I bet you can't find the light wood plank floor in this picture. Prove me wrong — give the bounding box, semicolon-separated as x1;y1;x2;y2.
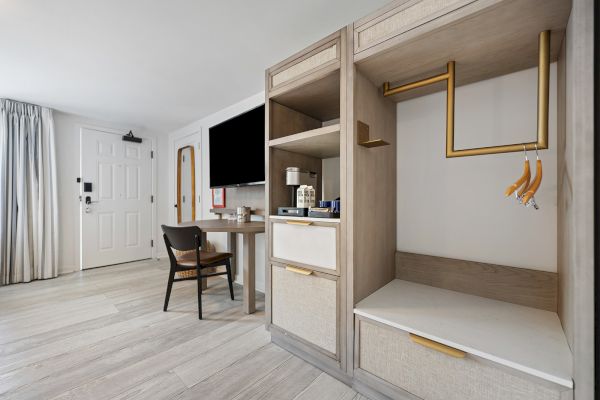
0;259;368;400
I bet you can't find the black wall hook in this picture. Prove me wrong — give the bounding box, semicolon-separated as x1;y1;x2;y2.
122;130;142;143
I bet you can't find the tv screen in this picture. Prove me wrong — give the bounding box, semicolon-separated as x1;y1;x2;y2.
209;105;265;188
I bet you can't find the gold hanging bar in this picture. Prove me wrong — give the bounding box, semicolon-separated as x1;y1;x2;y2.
537;30;550;150
383;30;550;158
383;66;451;96
446;60;456;157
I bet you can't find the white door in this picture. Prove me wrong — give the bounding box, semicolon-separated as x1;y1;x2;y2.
81;128;153;269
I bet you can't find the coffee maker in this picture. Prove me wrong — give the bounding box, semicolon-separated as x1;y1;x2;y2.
277;167;317;217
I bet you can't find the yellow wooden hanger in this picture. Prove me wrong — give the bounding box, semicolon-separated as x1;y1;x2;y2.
504;146;531;199
521;145;542;209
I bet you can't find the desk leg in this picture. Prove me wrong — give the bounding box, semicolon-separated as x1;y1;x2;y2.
227;232;237;278
200;231;208;290
242;233;256;314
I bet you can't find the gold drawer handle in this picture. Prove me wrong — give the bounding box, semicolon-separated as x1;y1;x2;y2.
285;265;312;275
285;220;313;226
409;334;466;358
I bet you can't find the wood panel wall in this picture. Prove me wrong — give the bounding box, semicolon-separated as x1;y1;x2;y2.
270;102;322;139
395;251;558;311
352;70;397;303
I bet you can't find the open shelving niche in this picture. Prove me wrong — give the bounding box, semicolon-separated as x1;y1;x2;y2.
267;68;342;216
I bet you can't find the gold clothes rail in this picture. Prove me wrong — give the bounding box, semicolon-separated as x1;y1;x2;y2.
383;31;550;158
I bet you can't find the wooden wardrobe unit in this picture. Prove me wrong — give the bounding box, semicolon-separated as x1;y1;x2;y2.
264;0;594;399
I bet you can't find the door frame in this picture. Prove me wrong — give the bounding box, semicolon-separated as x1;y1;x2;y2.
78;125;157;270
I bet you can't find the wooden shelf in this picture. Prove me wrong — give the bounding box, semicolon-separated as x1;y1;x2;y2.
354;0;570;103
356;120;390;148
358;139;389;148
354;280;573;388
269;215;341;224
269;124;340;158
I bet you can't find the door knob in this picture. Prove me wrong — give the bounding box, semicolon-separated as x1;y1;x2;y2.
84;196;99;213
84;196;98;205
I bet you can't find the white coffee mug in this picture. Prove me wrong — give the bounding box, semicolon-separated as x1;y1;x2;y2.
236;206;251;223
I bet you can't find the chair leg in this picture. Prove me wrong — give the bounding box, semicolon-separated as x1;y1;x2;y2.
164;267;176;312
226;259;234;301
196;265;203;320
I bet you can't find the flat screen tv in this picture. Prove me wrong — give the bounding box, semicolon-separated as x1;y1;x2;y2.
209;105;265;188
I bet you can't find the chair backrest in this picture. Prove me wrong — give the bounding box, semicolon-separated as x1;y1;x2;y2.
161;225;202;252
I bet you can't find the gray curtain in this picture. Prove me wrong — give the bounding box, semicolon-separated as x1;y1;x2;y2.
0;99;59;285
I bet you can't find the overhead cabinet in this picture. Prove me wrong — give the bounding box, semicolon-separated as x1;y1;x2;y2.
353;0;477;55
268;36;340;93
354;0;571;102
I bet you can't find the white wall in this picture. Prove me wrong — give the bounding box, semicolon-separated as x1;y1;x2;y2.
54;111;169;274
396;65;557;272
168;93;266;292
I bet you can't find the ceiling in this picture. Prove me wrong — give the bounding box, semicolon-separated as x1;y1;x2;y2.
0;0;390;132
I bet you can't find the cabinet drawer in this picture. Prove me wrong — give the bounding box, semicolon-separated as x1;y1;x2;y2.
354;0;476;54
356;318;571;400
271;264;338;356
271;219;339;274
269;38;340;92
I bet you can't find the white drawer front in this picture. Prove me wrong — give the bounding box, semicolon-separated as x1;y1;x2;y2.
358;319;570;400
272;265;337;355
272;222;337;271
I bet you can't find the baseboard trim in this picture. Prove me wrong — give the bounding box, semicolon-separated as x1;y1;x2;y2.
58;267;79;275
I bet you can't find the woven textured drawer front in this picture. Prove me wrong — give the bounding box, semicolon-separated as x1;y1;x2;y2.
272;265;337;354
355;0;475;53
271;41;338;88
358;320;568;400
272;221;337;271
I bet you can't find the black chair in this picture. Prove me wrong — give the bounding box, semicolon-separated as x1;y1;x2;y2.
161;225;234;319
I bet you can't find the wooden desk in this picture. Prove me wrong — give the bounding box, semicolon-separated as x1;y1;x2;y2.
179;219;265;314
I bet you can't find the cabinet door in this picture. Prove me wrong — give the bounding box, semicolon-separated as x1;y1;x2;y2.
271;264;338;357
